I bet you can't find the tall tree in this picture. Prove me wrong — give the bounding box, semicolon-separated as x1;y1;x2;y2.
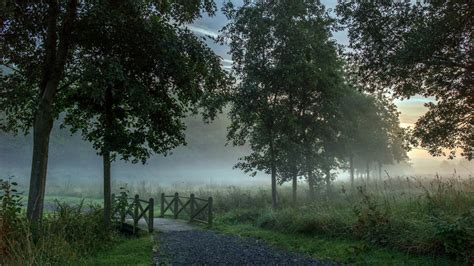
222;0;346;206
64;1;227;227
1;0;79;223
336;0;473;160
0;0;224;224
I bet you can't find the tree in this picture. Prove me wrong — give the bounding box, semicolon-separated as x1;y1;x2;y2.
0;0;224;224
64;1;227;227
1;0;79;223
222;0;346;206
336;0;473;160
340;91;409;185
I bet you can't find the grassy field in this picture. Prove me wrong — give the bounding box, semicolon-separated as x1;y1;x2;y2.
74;235;153;266
214;223;457;265
28;174;474;264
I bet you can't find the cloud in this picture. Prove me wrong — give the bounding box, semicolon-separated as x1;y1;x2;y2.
186;25;219;38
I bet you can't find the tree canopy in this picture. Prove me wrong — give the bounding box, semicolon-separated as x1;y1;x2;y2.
336;0;473;160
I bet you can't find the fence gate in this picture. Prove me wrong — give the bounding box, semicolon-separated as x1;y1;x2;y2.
160;193;213;226
112;194;154;233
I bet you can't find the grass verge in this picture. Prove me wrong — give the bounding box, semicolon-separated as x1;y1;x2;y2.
75;235;153;266
214;223;458;265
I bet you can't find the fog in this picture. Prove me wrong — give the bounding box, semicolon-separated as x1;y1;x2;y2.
1;110;472;195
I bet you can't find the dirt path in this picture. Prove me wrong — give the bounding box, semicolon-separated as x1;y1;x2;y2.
152;218;335;265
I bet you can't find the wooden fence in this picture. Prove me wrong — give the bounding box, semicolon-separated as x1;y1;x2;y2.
160;193;213;226
112;194;154;233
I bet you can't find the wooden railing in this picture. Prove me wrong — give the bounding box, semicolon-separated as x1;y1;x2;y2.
160;193;213;226
112;194;154;233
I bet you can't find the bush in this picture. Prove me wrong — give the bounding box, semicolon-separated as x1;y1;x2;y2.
0;179;119;265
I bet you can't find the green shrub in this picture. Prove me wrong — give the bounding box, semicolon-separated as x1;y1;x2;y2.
430;210;474;263
1;179;119;265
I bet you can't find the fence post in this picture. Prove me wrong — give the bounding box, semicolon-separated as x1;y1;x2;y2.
208;196;213;226
189;194;195;222
160;193;165;217
148;198;154;233
173;192;179;219
133;194;139;234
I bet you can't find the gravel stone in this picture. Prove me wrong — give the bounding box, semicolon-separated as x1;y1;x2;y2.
154;230;336;265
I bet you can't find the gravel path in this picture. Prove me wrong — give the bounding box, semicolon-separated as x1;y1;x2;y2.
153;230;335;265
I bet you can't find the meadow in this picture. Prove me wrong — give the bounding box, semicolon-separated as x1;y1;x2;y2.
2;174;473;265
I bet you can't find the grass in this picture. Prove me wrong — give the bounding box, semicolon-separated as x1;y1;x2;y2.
214;223;457;265
75;235;153;266
6;175;472;264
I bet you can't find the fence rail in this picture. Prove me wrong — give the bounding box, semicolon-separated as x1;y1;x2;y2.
160;193;213;226
111;194;154;233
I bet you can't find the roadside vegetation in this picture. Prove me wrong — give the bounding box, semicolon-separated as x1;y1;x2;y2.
9;174;471;265
0;178;151;265
211;176;473;264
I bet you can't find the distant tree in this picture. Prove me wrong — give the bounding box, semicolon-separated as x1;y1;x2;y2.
336;0;473;160
340;92;409;184
0;0;224;224
222;0;346;205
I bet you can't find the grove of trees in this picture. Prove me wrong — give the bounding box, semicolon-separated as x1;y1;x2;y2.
1;0;469;225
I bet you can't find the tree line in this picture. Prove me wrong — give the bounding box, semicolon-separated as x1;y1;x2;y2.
1;0;471;227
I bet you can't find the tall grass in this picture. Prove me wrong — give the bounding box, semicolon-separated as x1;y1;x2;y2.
1;179;119;265
208;175;474;263
98;174;472;263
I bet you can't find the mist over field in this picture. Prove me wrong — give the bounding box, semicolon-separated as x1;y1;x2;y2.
1;111;472;193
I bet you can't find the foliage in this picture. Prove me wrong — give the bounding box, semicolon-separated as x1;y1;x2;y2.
336;0;473;159
351;187;394;246
214;223;455;265
0;180;122;265
221;0;349;205
64;0;229;164
113;186;131;223
211;176;473;263
0;177;23;258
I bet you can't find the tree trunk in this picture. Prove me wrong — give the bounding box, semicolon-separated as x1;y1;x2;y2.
349;154;354;189
271;162;277;209
325;168;331;194
292;173;297;203
269;140;277;209
103;151;111;229
26;0;78;224
366;160;370;183
378;161;382;180
307;170;315;199
103;86;114;228
27;106;53;223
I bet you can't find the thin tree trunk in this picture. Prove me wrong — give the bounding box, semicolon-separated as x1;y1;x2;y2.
269;131;277;209
366;160;370;183
27;0;78;224
349;154;354;189
307;170;315;199
378;161;382;180
292;173;297;203
103;151;111;229
325;168;331;194
271;163;277;209
103;86;114;228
